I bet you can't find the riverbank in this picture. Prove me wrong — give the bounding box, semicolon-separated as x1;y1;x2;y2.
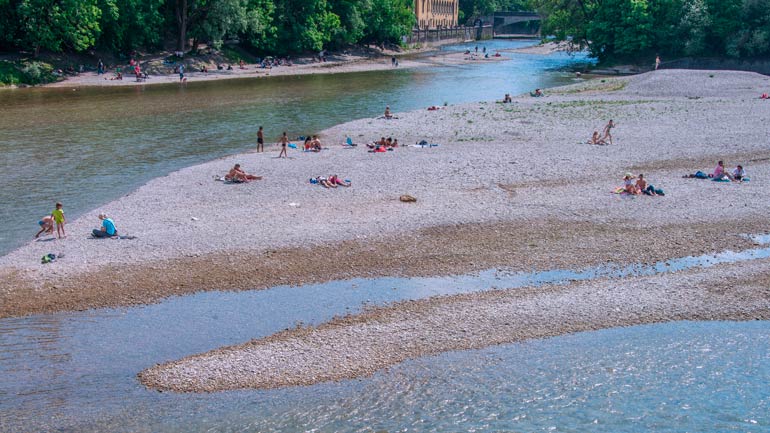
2;70;770;319
33;43;494;89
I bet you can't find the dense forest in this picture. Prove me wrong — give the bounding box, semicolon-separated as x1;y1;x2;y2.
0;0;767;61
533;0;770;62
0;0;528;56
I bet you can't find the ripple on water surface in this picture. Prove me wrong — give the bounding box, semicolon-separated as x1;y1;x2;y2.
2;320;768;432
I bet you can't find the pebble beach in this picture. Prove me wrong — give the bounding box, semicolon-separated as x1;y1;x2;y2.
2;69;770;391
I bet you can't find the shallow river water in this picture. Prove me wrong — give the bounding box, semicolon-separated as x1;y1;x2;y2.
0;39;590;256
1;247;769;432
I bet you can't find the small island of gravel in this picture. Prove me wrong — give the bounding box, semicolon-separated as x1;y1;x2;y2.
1;69;770;391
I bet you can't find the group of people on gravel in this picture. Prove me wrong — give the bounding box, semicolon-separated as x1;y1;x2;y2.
588;120;616;145
684;160;747;182
35;202;118;240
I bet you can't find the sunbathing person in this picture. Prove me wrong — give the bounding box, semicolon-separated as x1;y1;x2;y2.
226;164;261;182
314;176;335;188
368;137;387;149
384;106;393;119
711;160;734;180
502;94;512;103
623;173;639;194
732;165;746;182
392;139;399;147
311;135;322;151
303;136;313;151
328;174;351;187
588;130;605;145
635;174;655;195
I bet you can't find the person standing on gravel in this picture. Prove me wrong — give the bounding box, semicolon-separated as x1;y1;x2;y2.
277;132;288;158
602;119;616;145
256;126;264;152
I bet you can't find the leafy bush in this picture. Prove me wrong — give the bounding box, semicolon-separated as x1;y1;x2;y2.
0;61;24;85
0;60;56;86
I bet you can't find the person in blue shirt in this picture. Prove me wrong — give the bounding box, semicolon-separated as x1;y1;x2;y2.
92;213;117;238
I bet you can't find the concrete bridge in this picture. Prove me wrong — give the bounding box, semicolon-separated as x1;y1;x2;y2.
492;11;541;36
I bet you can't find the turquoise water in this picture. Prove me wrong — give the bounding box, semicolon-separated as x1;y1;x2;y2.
0;246;768;432
0;40;591;256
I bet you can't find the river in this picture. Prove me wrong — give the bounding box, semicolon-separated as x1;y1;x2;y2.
0;39;589;256
1;41;769;432
1;245;769;431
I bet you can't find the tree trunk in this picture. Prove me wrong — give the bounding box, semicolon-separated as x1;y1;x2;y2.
176;0;188;52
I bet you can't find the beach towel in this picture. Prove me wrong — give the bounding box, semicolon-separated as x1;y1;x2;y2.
288;143;297;149
712;176;731;182
215;176;245;184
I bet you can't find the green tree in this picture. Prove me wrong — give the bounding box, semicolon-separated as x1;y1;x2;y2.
361;0;414;45
531;0;597;46
98;0;165;51
0;0;17;50
727;0;770;57
262;0;340;54
328;0;369;46
459;0;530;24
15;0;103;55
677;0;710;56
587;0;657;61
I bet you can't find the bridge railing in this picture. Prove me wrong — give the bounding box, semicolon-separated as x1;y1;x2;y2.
404;26;478;45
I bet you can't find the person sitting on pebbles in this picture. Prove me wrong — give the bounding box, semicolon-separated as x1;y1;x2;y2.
623;173;639;194
732;165;746;182
502;94;512;103
588;130;606;145
384;106;393;119
226;164;262;182
92;213;118;238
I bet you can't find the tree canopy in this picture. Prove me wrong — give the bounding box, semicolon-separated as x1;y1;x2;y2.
0;0;416;55
532;0;770;62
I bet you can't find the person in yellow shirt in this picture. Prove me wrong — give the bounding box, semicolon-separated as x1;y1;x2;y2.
51;202;66;239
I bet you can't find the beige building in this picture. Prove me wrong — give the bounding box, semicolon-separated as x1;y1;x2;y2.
414;0;458;29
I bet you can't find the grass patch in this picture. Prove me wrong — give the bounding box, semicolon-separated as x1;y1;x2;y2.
547;99;654;109
551;79;629;95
